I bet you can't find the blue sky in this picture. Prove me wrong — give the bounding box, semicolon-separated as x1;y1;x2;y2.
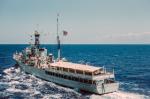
0;0;150;44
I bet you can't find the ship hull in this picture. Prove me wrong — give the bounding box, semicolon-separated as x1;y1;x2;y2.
17;61;119;94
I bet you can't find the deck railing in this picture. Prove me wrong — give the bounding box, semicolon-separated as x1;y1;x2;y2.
46;68;115;80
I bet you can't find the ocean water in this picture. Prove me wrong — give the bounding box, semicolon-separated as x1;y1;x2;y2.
0;44;150;99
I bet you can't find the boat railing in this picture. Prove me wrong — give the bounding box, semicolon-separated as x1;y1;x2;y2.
105;68;114;74
47;69;93;79
93;72;114;80
47;67;115;80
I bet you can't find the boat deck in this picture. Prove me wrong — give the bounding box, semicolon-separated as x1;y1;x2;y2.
50;61;102;73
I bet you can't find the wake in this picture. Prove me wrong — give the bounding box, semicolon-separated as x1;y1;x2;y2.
89;91;149;99
0;67;149;99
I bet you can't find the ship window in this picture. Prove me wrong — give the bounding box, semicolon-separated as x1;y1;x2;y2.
84;79;89;83
68;76;72;80
79;78;83;83
39;48;44;51
55;73;59;77
51;66;56;70
88;80;92;84
60;74;63;78
64;75;67;79
49;72;52;75
72;77;76;81
72;77;74;81
60;67;63;71
71;77;74;80
58;73;61;77
53;72;56;76
47;72;49;75
62;75;65;78
45;71;52;75
56;67;60;70
93;81;96;85
67;76;69;79
104;79;115;83
45;71;48;74
76;70;83;74
69;69;75;73
51;66;54;68
57;74;60;77
52;72;54;76
58;74;61;77
59;74;62;78
63;68;68;72
85;72;92;76
74;77;79;81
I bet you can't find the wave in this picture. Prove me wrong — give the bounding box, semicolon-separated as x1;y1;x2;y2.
0;67;149;99
0;67;81;99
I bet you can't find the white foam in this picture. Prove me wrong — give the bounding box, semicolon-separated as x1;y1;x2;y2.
9;81;20;84
43;94;62;99
6;88;30;93
89;91;149;99
3;67;15;75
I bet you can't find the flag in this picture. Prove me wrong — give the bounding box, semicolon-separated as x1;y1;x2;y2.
63;30;68;36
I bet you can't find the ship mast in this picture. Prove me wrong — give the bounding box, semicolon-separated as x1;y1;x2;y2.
34;30;40;49
57;14;61;60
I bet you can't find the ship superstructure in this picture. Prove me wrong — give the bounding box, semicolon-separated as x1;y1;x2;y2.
13;17;119;94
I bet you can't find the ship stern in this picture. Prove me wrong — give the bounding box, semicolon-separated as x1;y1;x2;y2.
96;82;119;94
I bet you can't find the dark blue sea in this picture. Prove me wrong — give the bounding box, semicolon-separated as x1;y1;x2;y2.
0;44;150;98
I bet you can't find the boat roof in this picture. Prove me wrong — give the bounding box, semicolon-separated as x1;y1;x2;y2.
50;61;101;73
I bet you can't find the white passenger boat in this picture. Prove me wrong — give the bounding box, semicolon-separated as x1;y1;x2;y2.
13;16;119;94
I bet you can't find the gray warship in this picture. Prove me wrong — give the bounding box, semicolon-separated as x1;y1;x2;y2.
13;17;119;94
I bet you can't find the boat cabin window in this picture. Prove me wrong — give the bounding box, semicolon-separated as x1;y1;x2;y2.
85;71;92;76
45;71;96;85
69;69;75;73
104;78;115;84
76;70;83;74
39;48;44;51
63;68;68;72
50;66;56;70
79;78;84;83
93;81;96;85
56;67;60;70
64;75;67;79
60;67;63;71
52;72;54;76
60;74;63;78
84;79;89;83
88;80;92;84
74;77;79;81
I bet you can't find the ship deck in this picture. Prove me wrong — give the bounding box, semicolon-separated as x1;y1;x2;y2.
50;61;102;73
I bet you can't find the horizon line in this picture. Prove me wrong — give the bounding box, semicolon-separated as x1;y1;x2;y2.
0;43;150;45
